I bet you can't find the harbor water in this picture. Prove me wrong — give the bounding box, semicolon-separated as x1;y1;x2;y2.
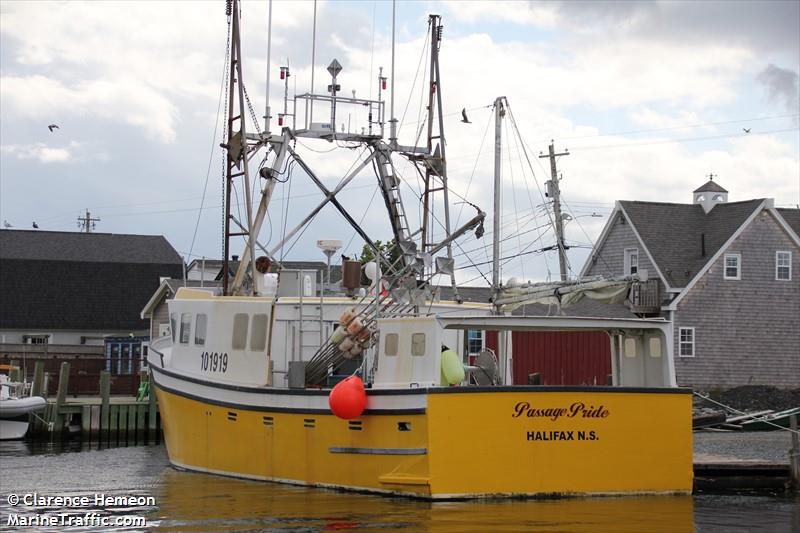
0;439;797;532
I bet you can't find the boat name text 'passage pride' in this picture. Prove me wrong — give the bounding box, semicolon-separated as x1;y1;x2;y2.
511;401;610;421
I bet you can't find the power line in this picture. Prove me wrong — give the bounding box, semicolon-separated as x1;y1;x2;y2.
549;113;800;142
569;127;799;152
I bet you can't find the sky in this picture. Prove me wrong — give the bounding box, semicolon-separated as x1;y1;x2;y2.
1;0;798;286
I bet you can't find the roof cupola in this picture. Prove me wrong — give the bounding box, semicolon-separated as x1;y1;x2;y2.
693;174;728;213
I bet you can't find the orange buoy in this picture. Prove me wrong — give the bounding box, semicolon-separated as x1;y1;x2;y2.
329;376;367;420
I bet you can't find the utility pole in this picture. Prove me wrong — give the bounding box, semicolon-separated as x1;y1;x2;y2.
539;142;570;281
77;209;100;233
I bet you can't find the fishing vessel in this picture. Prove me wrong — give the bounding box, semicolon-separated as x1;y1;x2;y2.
149;0;692;498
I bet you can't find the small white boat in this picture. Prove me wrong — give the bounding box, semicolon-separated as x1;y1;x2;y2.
0;374;46;440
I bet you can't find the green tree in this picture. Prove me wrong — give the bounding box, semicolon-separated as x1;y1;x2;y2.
359;239;402;284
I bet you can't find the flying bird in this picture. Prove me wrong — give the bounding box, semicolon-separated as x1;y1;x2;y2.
32;222;39;229
460;108;471;124
48;124;59;132
743;128;751;133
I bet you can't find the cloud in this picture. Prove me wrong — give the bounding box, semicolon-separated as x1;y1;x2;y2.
1;142;73;163
0;75;178;143
757;64;800;114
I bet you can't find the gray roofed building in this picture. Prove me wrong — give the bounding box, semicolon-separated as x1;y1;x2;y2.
581;179;799;389
618;198;764;287
777;207;800;237
0;229;184;339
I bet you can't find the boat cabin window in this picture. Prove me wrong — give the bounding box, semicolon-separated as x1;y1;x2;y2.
179;313;192;345
411;333;426;356
624;337;637;358
649;337;662;358
194;314;207;346
232;313;249;350
384;333;399;356
170;313;177;342
250;314;268;351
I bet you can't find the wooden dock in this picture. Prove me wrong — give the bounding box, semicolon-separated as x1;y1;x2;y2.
20;360;161;443
694;460;793;491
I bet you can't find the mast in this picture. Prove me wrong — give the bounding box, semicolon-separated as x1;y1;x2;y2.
388;0;397;145
222;0;258;295
491;97;505;302
420;14;459;299
264;0;272;134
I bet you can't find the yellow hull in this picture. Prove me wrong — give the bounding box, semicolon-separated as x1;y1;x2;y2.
154;374;692;499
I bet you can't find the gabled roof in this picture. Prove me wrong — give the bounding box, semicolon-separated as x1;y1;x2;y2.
0;230;183;331
619;199;764;287
693;180;728;193
188;259;223;270
141;279;221;318
777;207;800;238
0;229;184;264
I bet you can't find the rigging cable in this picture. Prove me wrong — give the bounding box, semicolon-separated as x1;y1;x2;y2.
504;117;525;279
396;22;431;139
220;13;233;264
506;102;559;278
454;105;493;228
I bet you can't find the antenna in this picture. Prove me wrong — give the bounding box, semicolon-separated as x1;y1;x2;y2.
264;0;273;133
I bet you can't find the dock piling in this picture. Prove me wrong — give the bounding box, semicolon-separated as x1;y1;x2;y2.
100;371;110;442
9;359;21;382
148;383;158;442
53;362;70;436
790;415;799;490
31;361;45;397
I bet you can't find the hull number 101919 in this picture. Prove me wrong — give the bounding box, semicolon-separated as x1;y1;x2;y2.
200;352;228;373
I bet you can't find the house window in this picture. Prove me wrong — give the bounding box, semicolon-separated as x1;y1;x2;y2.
411;333;426;356
179;313;192;344
250;314;268;351
22;334;49;345
194;314;207;346
232;313;249;350
723;253;741;280
679;328;695;357
384;333;398;356
776;251;792;281
467;330;484;354
624;248;639;275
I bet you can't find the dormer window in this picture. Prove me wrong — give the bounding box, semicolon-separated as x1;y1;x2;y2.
712;194;724;202
695;195;705;203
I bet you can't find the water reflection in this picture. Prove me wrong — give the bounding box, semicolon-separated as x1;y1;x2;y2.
1;442;797;532
153;468;695;532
